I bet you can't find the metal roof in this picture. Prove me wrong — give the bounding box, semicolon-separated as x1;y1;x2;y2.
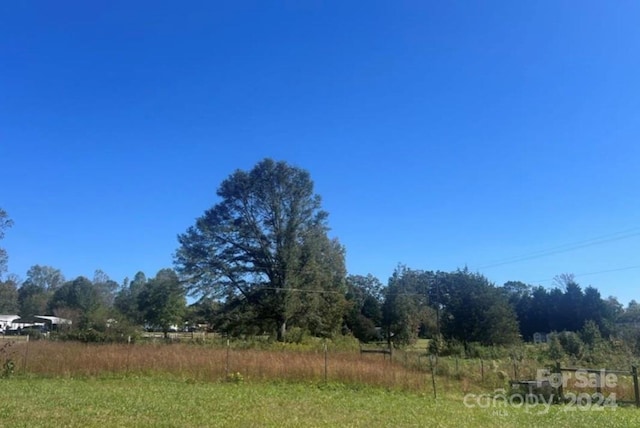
34;316;72;325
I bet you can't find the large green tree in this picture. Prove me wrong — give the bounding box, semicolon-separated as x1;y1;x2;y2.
92;269;119;308
345;274;384;342
18;265;65;320
114;271;147;324
49;276;103;328
0;274;20;313
138;269;186;337
175;159;347;340
23;265;65;292
503;274;618;340
438;269;520;347
382;266;435;346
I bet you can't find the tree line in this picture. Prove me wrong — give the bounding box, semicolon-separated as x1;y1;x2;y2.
0;265;186;339
1;160;639;350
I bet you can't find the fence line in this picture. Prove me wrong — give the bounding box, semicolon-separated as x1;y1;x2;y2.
3;336;640;406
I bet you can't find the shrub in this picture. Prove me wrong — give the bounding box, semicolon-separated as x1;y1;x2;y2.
442;339;465;357
556;331;584;359
427;335;445;356
226;372;244;384
53;324;141;343
0;342;15;379
546;334;564;361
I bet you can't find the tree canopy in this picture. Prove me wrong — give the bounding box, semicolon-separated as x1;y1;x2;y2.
18;265;66;320
344;274;384;342
138;269;186;337
49;276;103;328
501;274;615;340
175;158;347;340
380;267;520;348
3;164;637;351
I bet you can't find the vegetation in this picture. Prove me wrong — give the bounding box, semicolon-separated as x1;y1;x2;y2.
0;338;636;392
1;161;640;361
175;159;347;341
2;376;640;428
0;338;640;427
0;274;19;313
344;274;384;342
137;269;186;337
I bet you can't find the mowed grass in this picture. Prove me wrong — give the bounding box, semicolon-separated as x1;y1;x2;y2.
1;377;639;427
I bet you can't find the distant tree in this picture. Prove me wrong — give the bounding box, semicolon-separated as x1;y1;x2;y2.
555;274;584;332
501;281;534;339
581;286;611;334
525;286;553;335
0;274;20;313
556;331;584;360
23;265;65;292
546;287;565;331
175;159;347;340
502;280;531;299
345;274;384;341
439;269;520;347
0;208;12;277
547;334;564;361
114;271;147;323
517;275;618;338
501;276;618;342
282;230;348;337
138;269;186;337
18;265;66;320
604;296;624;321
18;284;49;320
92;269;119;308
580;319;604;348
616;300;640;356
619;300;640;324
382;266;434;346
186;297;220;328
49;276;103;328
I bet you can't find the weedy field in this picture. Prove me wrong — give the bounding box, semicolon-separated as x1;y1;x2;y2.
1;340;640;427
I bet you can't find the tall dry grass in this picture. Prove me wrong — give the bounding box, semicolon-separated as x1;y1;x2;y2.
6;341;434;391
5;340;636;401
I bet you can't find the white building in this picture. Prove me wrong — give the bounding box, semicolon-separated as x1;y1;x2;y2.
0;315;20;332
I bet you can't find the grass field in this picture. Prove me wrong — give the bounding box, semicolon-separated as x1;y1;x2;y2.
1;340;640;426
1;377;639;427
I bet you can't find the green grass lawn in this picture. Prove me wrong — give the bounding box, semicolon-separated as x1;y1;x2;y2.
1;377;640;427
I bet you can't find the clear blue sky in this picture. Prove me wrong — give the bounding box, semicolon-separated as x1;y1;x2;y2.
1;1;639;304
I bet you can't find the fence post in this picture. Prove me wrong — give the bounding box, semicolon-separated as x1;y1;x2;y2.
480;358;484;382
429;354;437;399
323;341;328;383
632;365;640;408
22;336;30;372
225;339;230;379
555;362;563;403
126;335;132;373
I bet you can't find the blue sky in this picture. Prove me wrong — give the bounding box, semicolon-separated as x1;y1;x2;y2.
1;1;639;304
